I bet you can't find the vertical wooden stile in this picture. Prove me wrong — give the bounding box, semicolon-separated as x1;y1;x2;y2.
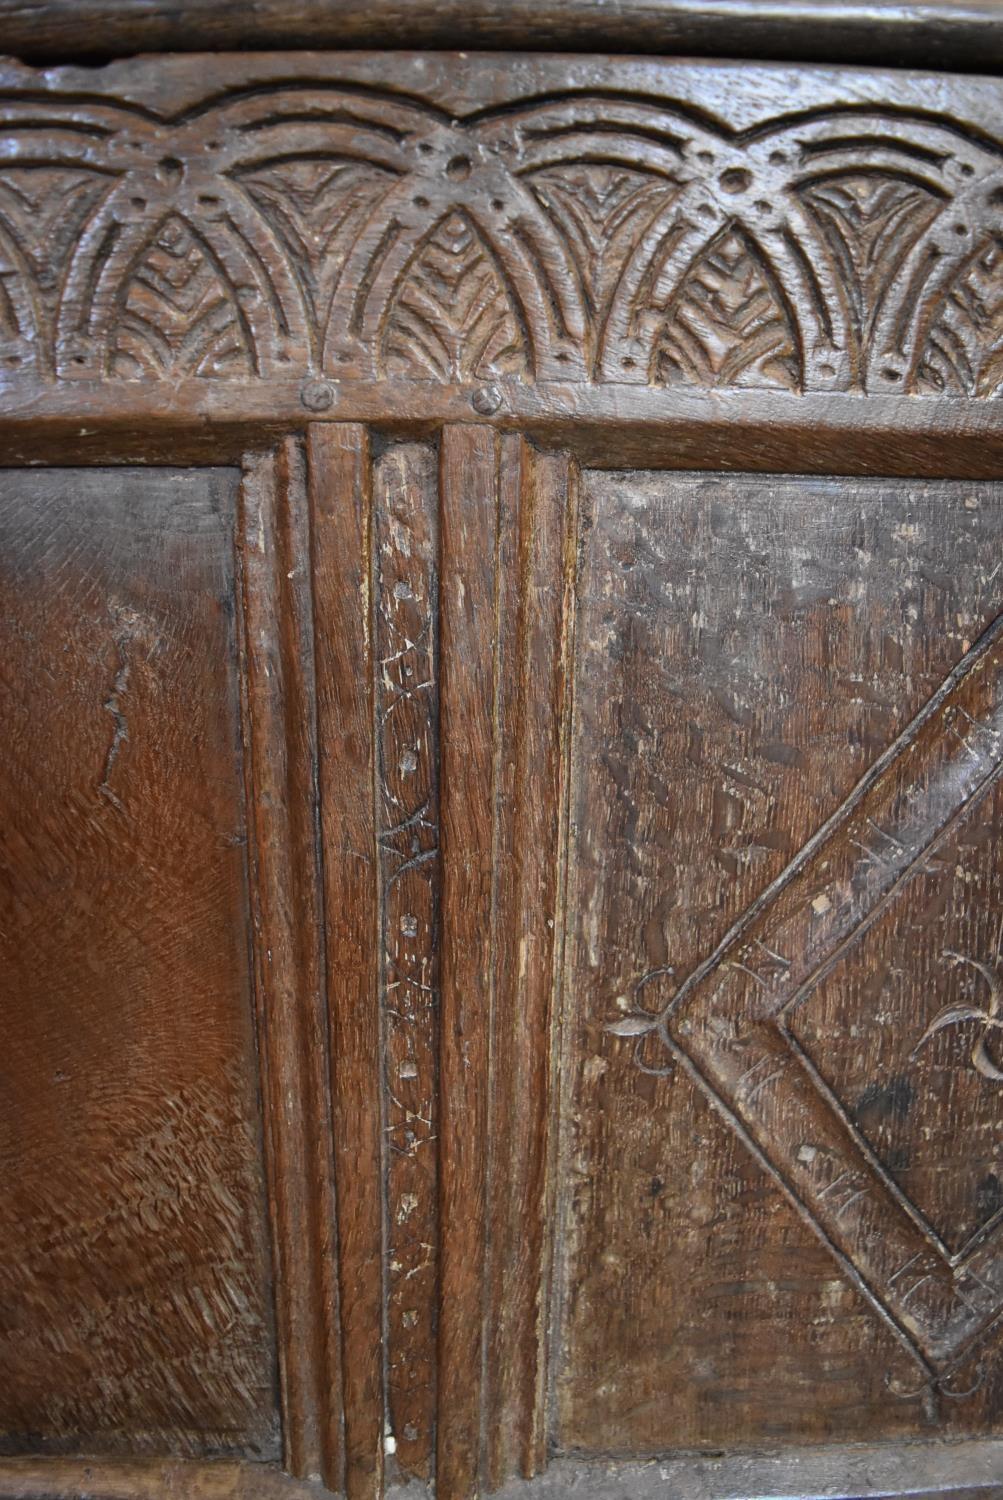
239;441;344;1487
308;425;385;1500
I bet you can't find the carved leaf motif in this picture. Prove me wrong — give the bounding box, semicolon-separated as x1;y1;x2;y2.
0;166;114;296
236;158;397;336
649;225;800;390
798;173;941;383
914;235;1003;396
527;163;681;325
381;211;528;382
110;216;254;379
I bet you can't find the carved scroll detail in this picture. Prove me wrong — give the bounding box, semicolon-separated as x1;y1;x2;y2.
798;173;942;386
913;235;1003;396
910;951;1003;1084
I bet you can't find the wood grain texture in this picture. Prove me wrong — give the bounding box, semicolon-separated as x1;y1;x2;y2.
6;34;1003;1500
431;431;580;1499
238;445;342;1486
0;467;277;1459
4;389;1003;483
0;1458;337;1499
307;424;384;1500
0;53;1001;402
556;470;1003;1454
1;0;1001;69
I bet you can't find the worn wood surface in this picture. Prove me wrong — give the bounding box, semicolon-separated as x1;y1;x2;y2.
371;442;440;1486
436;426;503;1500
4;1437;1003;1500
1;0;1001;70
482;443;578;1490
0;467;277;1459
0;1458;335;1499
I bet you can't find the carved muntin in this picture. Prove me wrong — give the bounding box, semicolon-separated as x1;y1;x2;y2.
2;41;1003;1500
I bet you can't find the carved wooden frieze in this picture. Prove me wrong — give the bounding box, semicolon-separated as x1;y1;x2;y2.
0;55;1001;396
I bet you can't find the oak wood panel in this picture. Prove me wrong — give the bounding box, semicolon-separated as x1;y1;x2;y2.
436;425;504;1500
0;467;277;1459
787;774;1003;1263
1;0;1000;70
557;470;1003;1454
5;393;1003;482
0;1457;339;1500
4;1439;1003;1500
2;34;1003;1500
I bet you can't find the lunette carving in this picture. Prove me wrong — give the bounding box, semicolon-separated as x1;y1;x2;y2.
0;81;1000;391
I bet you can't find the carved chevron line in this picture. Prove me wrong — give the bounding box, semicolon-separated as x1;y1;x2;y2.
110;216;255;378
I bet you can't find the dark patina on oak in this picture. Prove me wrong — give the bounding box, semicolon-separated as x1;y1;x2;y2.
0;29;1002;1500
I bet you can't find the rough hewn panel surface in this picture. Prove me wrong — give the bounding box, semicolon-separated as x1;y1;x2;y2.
556;471;1003;1453
0;467;277;1458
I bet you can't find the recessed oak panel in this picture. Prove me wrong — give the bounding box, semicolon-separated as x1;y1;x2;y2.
557;471;1003;1453
0;469;278;1459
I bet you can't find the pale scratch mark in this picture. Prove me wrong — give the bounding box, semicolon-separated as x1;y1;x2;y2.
730;961;770;989
743;1066;785;1106
98;639;130;811
817;1170;856;1202
831;1188;868;1222
887;1253;923;1288
898;1274;934;1310
752;938;791;968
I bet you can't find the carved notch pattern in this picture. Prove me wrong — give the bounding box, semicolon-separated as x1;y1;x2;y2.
0;83;1001;390
611;622;1003;1381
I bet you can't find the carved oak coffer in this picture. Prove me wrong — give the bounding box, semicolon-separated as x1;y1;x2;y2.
2;13;1003;1500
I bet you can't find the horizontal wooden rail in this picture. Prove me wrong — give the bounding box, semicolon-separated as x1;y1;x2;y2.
0;0;1001;69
